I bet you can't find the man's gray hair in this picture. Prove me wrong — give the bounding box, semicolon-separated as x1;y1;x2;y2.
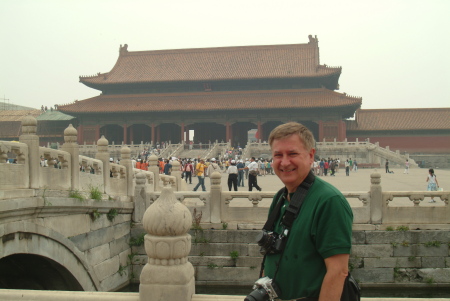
268;122;315;150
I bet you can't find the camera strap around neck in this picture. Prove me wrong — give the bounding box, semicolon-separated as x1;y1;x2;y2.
259;171;315;279
263;171;315;232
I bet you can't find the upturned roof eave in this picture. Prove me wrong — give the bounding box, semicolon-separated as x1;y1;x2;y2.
79;69;342;88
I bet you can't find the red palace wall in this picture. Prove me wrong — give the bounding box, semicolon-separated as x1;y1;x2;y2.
347;135;450;154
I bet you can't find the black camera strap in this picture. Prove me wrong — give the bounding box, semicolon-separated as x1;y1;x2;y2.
281;171;315;230
262;170;315;232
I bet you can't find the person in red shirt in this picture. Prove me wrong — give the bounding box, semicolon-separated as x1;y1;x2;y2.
184;160;194;184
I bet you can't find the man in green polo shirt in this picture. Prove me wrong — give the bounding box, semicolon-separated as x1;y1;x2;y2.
263;122;353;300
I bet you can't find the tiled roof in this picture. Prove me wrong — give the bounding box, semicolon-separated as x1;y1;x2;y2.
0;110;41;122
36;110;75;121
79;38;340;85
58;89;361;114
0;121;21;138
346;108;450;131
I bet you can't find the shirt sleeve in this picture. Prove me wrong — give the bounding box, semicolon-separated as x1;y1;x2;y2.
312;195;353;259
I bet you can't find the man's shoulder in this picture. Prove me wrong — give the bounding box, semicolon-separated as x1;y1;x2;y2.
311;177;346;199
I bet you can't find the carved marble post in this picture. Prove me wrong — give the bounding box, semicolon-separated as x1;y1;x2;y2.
95;135;111;194
19;115;39;189
60;124;79;190
139;176;195;301
148;154;159;191
121;146;134;198
369;172;382;224
133;172;146;223
210;171;222;223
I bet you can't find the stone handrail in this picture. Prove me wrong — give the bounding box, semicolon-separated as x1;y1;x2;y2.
168;143;185;158
158;143;177;158
134;172;449;227
79;155;103;175
316;140;418;167
38;146;72;190
78;155;104;191
382;191;449;224
203;142;219;159
0;141;29;189
39;146;71;169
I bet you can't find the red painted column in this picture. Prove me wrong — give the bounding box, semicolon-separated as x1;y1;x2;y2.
151;124;155;144
257;121;263;142
180;123;185;143
77;125;84;144
186;125;190;142
318;120;324;142
156;125;160;143
226;122;231;143
123;124;128;144
129;125;134;143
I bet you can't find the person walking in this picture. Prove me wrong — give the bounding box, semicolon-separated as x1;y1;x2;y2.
385;159;390;173
345;159;350;176
163;159;172;175
404;159;409;174
241;157;261;191
244;158;250;179
236;160;245;187
184;160;193;184
207;158;220;183
426;168;439;203
193;159;207;192
227;160;238;191
330;160;336;176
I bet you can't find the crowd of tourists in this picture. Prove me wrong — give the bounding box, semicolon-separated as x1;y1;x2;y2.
312;158;359;177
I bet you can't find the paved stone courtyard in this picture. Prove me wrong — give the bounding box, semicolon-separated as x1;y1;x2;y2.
185;167;449;207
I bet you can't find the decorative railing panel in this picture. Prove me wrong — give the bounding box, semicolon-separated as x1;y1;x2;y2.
0;141;29;189
79;155;104;192
382;191;449;224
109;162;127;196
39;147;71;190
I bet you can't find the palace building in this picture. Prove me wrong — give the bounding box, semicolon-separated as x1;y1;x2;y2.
58;36;362;147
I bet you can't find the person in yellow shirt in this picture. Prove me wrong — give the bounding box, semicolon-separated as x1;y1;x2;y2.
193;159;207;191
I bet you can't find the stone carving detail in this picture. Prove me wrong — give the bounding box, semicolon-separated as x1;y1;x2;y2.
248;194;262;207
140;175;195;301
408;194;424;206
63;124;77;143
21;114;37;134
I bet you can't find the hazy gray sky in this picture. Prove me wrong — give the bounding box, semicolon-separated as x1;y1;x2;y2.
1;0;449;112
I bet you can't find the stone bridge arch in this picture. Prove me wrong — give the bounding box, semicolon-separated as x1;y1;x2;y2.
0;221;99;291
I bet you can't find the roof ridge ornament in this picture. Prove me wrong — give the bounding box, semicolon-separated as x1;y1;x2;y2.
308;35;318;44
120;44;128;55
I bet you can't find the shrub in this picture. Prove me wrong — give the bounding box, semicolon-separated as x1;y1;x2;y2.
90;209;101;221
107;208;118;221
69;190;85;202
89;185;103;201
129;233;146;247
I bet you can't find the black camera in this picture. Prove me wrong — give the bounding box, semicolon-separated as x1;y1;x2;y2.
256;230;287;255
244;276;281;301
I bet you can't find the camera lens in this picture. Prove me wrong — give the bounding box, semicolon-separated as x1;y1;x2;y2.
244;287;270;301
255;231;266;245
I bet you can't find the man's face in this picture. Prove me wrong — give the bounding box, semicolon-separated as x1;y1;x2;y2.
271;134;315;193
